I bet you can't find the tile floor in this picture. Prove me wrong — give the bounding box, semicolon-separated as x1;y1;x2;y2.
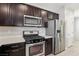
48;41;79;56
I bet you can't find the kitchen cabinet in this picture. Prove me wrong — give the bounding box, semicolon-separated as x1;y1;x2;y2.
48;12;54;20
25;5;41;17
10;4;41;26
8;42;26;56
45;38;52;56
25;5;34;16
41;10;48;27
0;3;25;26
0;3;12;26
48;12;59;20
41;10;48;21
9;3;25;26
33;7;41;17
53;13;59;19
0;42;26;56
9;47;25;56
0;3;59;26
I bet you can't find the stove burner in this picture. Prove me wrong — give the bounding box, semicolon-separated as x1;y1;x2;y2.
23;31;45;44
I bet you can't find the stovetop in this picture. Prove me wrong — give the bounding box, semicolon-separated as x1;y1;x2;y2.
24;35;44;40
23;31;45;44
23;35;45;44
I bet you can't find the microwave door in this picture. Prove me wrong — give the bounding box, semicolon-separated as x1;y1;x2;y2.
24;16;42;27
24;18;37;25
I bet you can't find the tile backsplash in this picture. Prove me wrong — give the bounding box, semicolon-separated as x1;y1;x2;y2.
0;26;46;37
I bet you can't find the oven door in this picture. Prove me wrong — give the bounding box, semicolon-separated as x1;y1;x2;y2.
26;41;45;56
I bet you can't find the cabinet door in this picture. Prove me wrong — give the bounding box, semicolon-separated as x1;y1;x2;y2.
41;10;48;27
48;12;54;20
2;42;26;56
53;13;59;19
9;47;25;56
0;3;12;26
24;5;33;16
33;7;41;17
45;38;52;56
41;10;48;21
9;3;25;26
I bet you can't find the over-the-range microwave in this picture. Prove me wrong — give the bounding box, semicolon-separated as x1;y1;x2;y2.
24;15;43;27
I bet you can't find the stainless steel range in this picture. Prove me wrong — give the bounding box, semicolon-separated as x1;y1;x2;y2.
23;31;45;56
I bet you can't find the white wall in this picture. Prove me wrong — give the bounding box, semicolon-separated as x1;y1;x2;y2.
74;9;79;17
74;18;79;41
27;3;64;14
74;9;79;41
64;8;74;48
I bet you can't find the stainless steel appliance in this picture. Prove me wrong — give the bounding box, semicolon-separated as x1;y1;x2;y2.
23;31;45;56
24;15;42;27
46;19;65;55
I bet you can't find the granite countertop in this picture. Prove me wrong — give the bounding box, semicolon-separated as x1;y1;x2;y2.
41;35;53;39
0;35;25;46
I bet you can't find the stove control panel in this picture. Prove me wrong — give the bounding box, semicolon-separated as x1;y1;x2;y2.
26;39;45;44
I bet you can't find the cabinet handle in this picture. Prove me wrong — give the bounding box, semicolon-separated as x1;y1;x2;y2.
11;49;19;52
11;45;19;48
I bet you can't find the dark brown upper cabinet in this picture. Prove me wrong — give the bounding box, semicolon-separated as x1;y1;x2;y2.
41;10;48;21
56;14;59;19
47;12;54;20
0;3;25;26
53;13;59;19
24;5;41;17
9;3;25;26
0;3;12;26
47;12;59;20
33;7;41;17
0;3;59;26
24;5;33;16
41;10;48;27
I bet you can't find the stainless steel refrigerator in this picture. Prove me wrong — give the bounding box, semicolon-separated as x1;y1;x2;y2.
46;19;65;55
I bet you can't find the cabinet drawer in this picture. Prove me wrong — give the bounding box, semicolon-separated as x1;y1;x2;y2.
1;42;26;56
8;47;25;56
2;42;25;49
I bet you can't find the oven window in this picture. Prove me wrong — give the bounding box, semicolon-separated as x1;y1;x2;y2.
29;44;43;56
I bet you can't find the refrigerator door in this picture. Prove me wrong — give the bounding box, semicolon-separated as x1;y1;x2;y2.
54;19;61;54
60;20;65;52
54;19;65;54
46;19;65;55
54;32;61;54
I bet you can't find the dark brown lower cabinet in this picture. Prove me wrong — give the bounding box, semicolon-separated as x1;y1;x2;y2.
45;38;52;56
9;47;25;56
0;42;26;56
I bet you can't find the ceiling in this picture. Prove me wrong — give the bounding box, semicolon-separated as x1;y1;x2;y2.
28;3;79;10
27;3;65;13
